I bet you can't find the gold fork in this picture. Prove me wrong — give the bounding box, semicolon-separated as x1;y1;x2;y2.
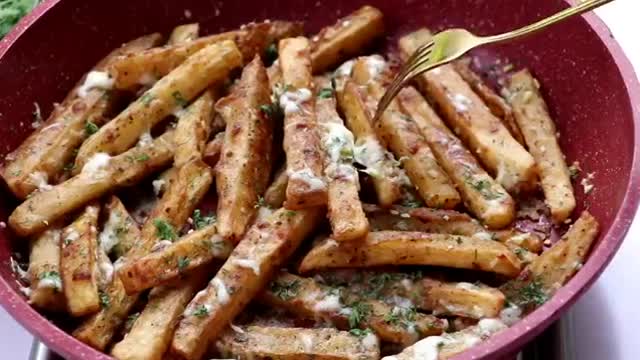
374;0;615;122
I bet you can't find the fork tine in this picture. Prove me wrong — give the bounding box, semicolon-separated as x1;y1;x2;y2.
372;43;434;122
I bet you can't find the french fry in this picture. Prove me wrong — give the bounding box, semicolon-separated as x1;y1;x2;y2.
168;23;200;45
216;325;381;360
453;58;525;145
215;56;274;242
314;75;368;241
501;211;598;311
279;37;328;209
356;58;460;209
396;86;515;228
74;40;242;169
170;207;323;360
262;272;447;345
263;165;288;208
99;196;141;259
109;21;303;89
174;90;216;167
111;270;210;360
1;33;163;199
73;197;143;350
338;80;404;206
28;227;66;311
505;69;576;223
9;131;175;236
118;224;233;293
203;131;225;167
382;318;508;360
398;29;536;193
310;5;384;73
299;231;522;277
318;271;505;320
60;204;100;316
125;159;214;264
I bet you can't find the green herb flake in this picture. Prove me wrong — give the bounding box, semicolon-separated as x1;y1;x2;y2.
193;209;216;229
63;162;76;172
154;219;177;241
192;305;209;318
177;256;190;271
465;174;502;200
260;102;282;119
270;280;300;301
85;121;99;135
10;169;21;177
318;88;334;99
140;92;155;106
172;91;188;107
285;210;297;218
38;271;60;287
0;0;40;39
506;278;549;308
134;153;150;162
349;328;373;338
347;301;372;328
568;162;581;181
99;290;110;309
254;196;267;209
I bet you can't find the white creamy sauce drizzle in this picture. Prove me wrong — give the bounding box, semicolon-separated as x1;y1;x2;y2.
508;233;530;245
365;55;386;79
353;136;386;178
456;282;480;291
64;230;80;244
362;332;379;350
313;294;342;313
300;333;314;352
288;168;326;191
152;179;166;196
279;88;312;114
232;258;260;275
212;278;230;304
334;59;355;78
99;211;122;253
82;152;111;177
499;305;522;326
447;93;472;113
98;256;114;286
472;232;493;241
10;257;29;283
38;275;62;291
29;172;52;192
138;131;153;147
77;71;114;98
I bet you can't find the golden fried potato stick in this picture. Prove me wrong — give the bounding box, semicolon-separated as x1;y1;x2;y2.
314;75;368;241
216;325;380;360
75;40;242;169
279;37;328;209
111;270;210;360
60;204;100;316
506;69;576;223
299;231;522;277
453;58;525;145
338;80;404;206
1;33;162;199
168;23;200;45
109;21;303;89
310;5;384;73
396;86;515;228
382;318;508;360
398;29;536;194
354;57;460;209
216;56;274;242
262;272;447;345
501;211;598;311
170;207;322;360
118;224;233;293
28;226;66;311
174;90;216;167
9;131;175;236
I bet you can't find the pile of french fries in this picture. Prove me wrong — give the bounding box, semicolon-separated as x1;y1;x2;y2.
3;5;601;360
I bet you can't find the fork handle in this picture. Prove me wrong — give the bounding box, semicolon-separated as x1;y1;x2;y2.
484;0;615;43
